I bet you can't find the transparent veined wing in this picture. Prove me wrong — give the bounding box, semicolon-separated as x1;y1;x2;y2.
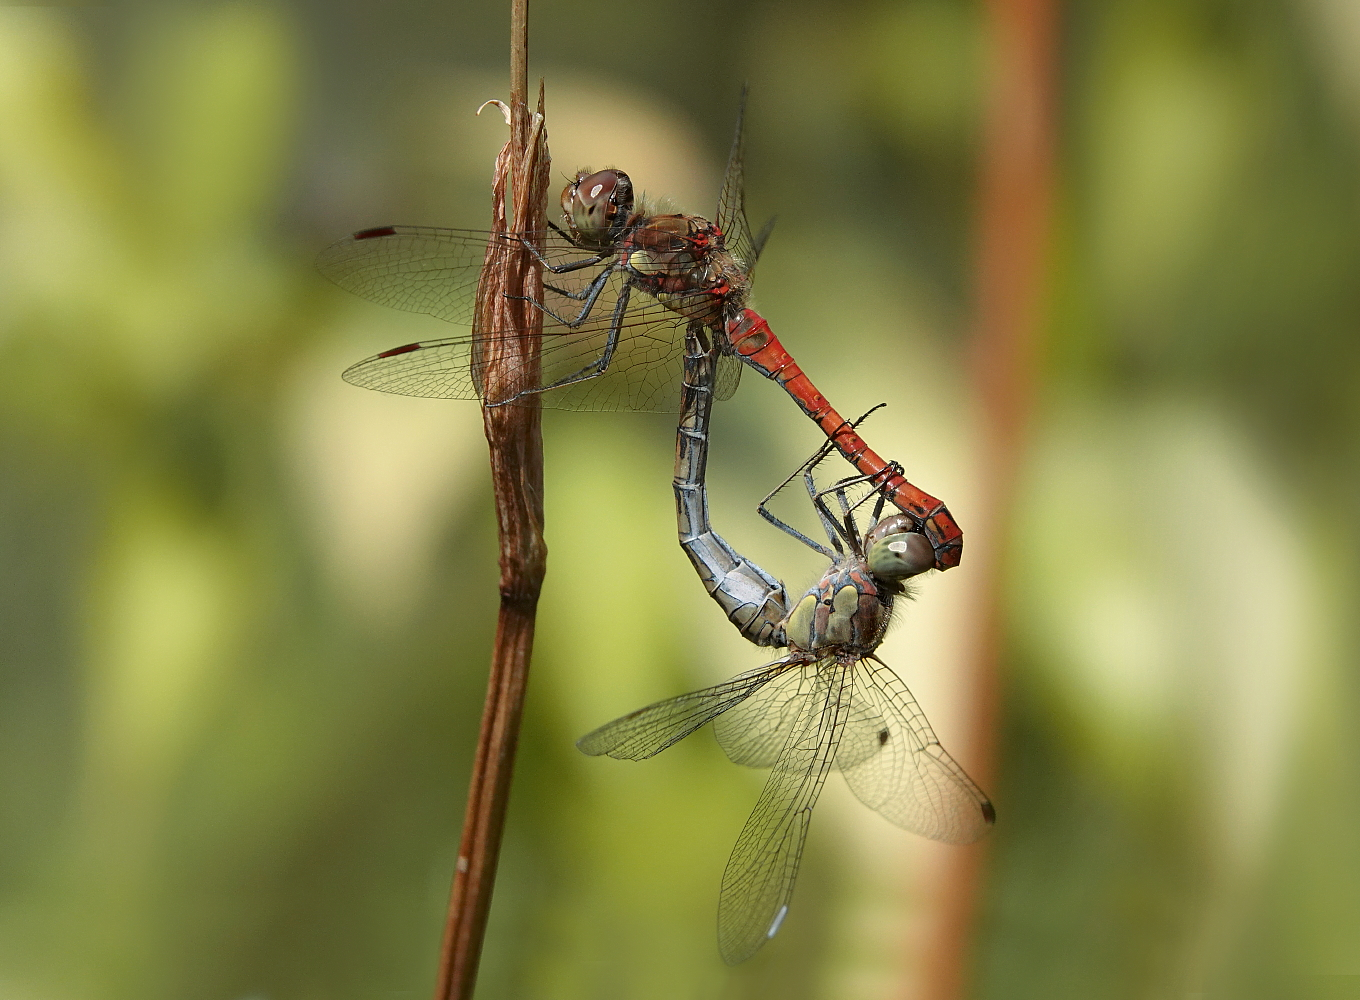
717;86;776;280
714;351;742;403
318;225;513;325
836;657;994;844
712;660;810;768
575;662;789;761
832;676;892;772
717;659;850;965
320;225;740;412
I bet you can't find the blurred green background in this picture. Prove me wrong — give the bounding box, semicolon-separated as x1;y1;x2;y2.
1;1;1357;998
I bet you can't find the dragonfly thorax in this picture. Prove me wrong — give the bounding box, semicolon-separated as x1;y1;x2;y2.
623;215;750;328
562;169;636;250
780;517;933;655
782;559;889;655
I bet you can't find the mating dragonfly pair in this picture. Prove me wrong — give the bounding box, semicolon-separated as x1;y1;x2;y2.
319;94;993;964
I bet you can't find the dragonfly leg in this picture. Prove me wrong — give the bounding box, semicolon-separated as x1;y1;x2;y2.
869;487;889;526
754;406;890;557
811;470;900;517
580;287;629;377
517;233;611;275
541;255;630;303
499;284;633;404
542;280;593;302
807;467;903;558
803;412;906;552
753;436;843;557
757;479;837;558
507;261;618;328
803;464;847;554
828;477;859;543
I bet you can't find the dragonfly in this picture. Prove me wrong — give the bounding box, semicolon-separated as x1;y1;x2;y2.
317;93;963;571
576;321;993;965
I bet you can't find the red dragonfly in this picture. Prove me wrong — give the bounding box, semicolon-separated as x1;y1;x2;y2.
318;95;963;569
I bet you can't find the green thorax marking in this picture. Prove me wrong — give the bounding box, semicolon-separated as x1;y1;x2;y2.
780;557;888;655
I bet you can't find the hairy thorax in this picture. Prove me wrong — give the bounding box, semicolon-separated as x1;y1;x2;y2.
621;215;749;328
780;558;893;656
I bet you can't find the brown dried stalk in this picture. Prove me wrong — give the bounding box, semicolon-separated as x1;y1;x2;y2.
915;1;1058;998
432;2;550;997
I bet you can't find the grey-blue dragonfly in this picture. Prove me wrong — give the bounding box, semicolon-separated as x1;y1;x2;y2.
577;322;993;964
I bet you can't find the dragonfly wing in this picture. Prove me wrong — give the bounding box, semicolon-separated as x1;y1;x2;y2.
527;293;690;412
318;225;623;322
713;352;743;402
836;658;994;844
318;226;500;325
834;682;891;772
717;87;775;279
336;262;692;410
717;659;850;964
576;662;789;761
712;662;808;767
341;335;481;400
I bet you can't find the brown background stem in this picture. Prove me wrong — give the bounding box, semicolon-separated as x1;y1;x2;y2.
916;0;1059;997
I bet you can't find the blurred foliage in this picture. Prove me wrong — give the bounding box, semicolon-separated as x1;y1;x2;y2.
0;1;1357;999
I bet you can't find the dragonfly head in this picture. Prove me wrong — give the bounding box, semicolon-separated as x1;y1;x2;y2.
562;169;635;247
865;515;934;582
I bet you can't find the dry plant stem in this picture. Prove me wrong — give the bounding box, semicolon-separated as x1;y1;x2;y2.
916;1;1058;998
433;2;550;997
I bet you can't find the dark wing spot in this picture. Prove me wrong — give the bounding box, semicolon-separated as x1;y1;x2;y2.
377;342;423;358
981;801;997;824
877;729;890;745
354;226;398;240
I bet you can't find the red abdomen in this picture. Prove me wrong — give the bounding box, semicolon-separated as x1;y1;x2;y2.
725;308;963;570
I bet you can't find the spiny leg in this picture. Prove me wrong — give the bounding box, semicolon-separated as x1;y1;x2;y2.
759;404;892;555
516;230;611;274
758;467;836;558
802;462;847;554
489;284;635;408
507;260;620;327
810;466;905;556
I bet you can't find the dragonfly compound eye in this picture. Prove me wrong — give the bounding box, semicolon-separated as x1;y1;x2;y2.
563;169;635;245
867;532;934;582
863;512;916;548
